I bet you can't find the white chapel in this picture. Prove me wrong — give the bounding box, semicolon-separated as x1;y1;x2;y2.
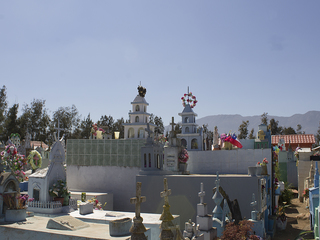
123;85;156;139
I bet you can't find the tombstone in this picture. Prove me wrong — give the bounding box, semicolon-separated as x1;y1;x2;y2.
163;117;184;174
249;193;265;238
183;219;204;240
212;172;224;237
46;215;89;230
159;178;183;240
27;136;67;213
0;172;20;218
129;182;147;240
213;127;219;150
196;183;217;240
140;123;164;175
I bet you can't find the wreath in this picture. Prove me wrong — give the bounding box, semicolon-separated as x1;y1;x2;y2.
181;92;197;108
28;150;42;170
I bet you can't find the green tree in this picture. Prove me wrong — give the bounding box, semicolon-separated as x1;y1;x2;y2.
238;120;249;139
261;112;268;125
296;124;305;134
4;104;19;138
0;85;7;141
154;116;164;135
113;118;125;139
248;128;255;139
315;121;320;147
80;113;93;139
51;105;81;140
282;127;296;135
97;115;114;134
18;99;50;142
269;118;283;135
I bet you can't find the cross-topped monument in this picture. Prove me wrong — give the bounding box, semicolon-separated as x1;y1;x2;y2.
170;117;176;137
129;182;147;240
130;182;146;218
250;193;257;210
54;119;64;141
160;178;172;206
145;123;153;139
198;182;205;204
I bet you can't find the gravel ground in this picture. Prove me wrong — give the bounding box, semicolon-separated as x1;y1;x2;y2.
272;197;314;240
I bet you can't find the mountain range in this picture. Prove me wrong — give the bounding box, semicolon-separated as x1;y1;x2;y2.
166;111;320;136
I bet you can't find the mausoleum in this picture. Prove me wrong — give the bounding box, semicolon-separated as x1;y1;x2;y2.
123;85;156;140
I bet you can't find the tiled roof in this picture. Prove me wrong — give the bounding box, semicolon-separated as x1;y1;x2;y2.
30;141;49;150
271;134;315;145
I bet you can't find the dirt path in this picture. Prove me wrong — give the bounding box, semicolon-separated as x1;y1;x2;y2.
272;197;313;240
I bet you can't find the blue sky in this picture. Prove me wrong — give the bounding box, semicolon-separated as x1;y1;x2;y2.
1;1;319;127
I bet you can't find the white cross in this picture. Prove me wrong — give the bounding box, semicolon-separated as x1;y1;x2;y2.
54;119;64;140
198;182;205;204
160;178;171;206
215;171;220;189
250;193;257;209
130;182;146;218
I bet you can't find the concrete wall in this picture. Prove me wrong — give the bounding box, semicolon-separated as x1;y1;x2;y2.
298;151;313;200
137;174;268;226
187;149;272;175
66;165;140;212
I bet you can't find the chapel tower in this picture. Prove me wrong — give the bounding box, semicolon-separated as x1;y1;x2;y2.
123;85;156;139
177;88;203;150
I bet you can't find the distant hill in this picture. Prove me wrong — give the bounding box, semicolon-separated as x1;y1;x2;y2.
166;111;320;135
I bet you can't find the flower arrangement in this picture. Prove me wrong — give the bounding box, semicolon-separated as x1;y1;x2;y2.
87;196;106;210
303;188;309;198
257;158;268;166
313;151;320;156
90;123;106;137
27;150;42;170
49;179;69;198
276;204;288;222
3;193;33;210
154;134;167;144
178;149;189;163
294;147;301;160
221;219;261;240
181;92;197;108
0;144;27;182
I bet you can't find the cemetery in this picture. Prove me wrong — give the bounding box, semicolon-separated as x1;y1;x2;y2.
0;85;317;239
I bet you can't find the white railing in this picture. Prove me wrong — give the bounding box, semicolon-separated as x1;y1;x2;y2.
69;198;78;210
27;201;62;209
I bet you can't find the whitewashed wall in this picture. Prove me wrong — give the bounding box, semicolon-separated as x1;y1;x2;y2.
66;165;140;212
188;149;272;175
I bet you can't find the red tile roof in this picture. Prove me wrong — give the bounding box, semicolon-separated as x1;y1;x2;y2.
30;141;49;150
271;134;315;145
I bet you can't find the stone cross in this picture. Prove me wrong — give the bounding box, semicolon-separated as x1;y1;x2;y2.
130;182;146;218
250;193;257;210
145;123;153;138
215;172;220;189
198;182;205;204
170;117;176;133
54;119;64;141
160;178;171;206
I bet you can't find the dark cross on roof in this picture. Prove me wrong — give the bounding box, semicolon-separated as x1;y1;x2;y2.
54;119;64;141
160;178;171;206
130;182;146;218
145;123;153;138
198;182;205;204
